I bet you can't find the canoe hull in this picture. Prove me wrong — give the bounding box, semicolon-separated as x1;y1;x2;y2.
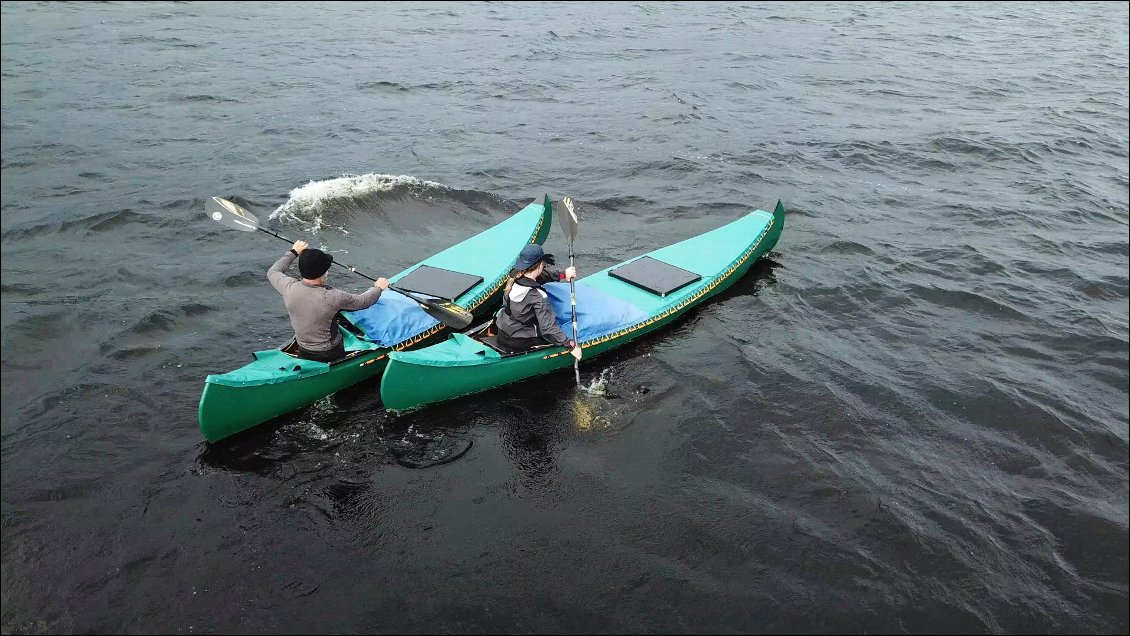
381;201;785;413
198;351;389;441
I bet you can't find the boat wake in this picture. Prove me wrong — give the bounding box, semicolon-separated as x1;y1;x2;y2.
570;368;631;431
389;425;474;469
269;173;451;233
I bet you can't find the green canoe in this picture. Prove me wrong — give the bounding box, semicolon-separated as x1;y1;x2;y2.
380;200;785;413
198;197;554;441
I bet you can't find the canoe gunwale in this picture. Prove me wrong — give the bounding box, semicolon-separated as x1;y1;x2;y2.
544;209;777;358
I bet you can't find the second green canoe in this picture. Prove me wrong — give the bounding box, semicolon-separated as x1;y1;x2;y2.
380;200;785;413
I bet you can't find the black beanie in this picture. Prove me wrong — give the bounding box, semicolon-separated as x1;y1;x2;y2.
299;249;334;279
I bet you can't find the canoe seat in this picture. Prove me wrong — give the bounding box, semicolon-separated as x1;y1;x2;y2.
276;327;376;367
279;339;353;366
477;335;554;358
465;320;554;357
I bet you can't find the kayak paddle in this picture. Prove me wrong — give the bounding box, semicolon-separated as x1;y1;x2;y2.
204;196;473;329
558;196;581;386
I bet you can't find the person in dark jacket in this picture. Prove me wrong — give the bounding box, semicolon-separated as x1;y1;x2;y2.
268;240;389;362
495;244;582;360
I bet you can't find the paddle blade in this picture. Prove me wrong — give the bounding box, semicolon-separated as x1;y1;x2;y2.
205;197;260;232
558;196;579;244
392;286;474;330
419;299;473;330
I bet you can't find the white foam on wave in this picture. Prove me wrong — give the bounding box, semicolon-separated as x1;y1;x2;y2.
580;367;615;397
270;173;450;233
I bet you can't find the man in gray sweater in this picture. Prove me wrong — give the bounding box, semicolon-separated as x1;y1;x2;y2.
268;240;389;362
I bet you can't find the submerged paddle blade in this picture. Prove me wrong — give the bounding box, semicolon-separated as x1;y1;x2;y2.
206;197;260;232
419;300;473;330
558;196;579;244
391;286;474;330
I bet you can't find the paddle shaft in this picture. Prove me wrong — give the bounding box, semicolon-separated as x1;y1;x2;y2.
255;226;378;282
253;225;469;321
206;196;472;329
567;244;580;386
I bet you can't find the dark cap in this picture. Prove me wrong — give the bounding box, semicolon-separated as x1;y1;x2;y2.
513;244;555;272
299;248;334;279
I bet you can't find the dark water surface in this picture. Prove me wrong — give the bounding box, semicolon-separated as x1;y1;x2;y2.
2;2;1127;633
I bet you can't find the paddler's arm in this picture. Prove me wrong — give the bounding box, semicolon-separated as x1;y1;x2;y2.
538;266;577;283
533;294;572;348
267;241;305;293
334;277;390;311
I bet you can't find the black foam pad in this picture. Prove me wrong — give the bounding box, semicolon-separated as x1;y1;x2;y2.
394;265;483;300
608;256;702;297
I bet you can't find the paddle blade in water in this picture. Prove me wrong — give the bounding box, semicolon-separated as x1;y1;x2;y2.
419;300;473;330
389;285;474;330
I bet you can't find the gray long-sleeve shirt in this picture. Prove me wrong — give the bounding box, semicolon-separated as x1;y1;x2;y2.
267;251;382;352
